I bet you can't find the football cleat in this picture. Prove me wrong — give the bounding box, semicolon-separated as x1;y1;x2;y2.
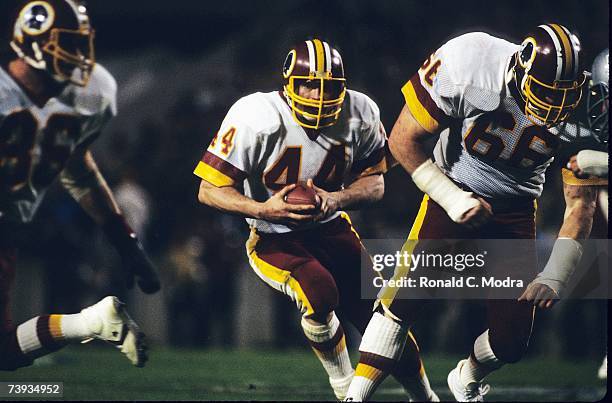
80;296;148;367
598;355;607;380
447;360;490;402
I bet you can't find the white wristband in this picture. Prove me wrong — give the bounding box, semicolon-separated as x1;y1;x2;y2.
535;238;583;297
576;150;608;178
411;159;480;222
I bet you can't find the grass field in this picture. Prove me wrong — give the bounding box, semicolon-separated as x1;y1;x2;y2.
1;344;607;401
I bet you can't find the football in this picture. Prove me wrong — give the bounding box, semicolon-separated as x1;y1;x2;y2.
284;182;320;208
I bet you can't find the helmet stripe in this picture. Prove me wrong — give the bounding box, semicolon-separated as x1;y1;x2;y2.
550;24;574;79
539;24;563;80
322;41;332;73
305;40;316;73
559;24;579;77
312;39;325;75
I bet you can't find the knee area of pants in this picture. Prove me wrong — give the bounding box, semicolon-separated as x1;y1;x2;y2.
308;282;339;318
490;338;529;364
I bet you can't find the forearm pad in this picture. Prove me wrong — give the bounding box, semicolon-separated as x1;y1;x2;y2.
534;238;583;297
576;150;608;178
411;159;479;222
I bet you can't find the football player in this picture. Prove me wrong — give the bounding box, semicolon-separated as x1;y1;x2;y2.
567;48;608;180
195;39;438;401
344;24;605;401
567;48;608;382
0;0;160;370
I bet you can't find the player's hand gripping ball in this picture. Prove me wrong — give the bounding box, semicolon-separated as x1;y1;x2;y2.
284;182;321;210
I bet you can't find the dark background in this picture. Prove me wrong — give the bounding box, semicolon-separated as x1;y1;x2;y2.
3;0;609;357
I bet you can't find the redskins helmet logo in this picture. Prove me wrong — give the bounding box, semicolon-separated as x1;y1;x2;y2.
283;49;297;79
19;1;55;36
519;37;537;69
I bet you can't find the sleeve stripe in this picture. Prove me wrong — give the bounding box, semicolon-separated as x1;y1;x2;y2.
201;151;247;181
401;74;450;133
561;168;608;186
193;152;247;187
194;161;236;187
352;145;386;173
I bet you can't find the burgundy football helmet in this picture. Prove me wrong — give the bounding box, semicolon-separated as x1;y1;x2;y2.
282;39;346;130
10;0;95;86
512;23;587;126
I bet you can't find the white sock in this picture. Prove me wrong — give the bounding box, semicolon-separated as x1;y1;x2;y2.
16;315;66;359
461;330;503;385
301;313;353;399
346;312;407;401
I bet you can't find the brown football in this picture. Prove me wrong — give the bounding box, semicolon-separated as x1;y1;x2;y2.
285;182;320;208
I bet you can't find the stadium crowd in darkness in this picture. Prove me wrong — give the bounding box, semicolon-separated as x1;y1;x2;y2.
3;0;607;357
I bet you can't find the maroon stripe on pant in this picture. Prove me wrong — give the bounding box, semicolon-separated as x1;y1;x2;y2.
308;324;344;352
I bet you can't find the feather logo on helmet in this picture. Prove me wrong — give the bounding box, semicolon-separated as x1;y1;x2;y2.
19;2;55;36
283;50;297;79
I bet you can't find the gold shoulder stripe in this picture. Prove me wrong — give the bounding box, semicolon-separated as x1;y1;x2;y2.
401;80;440;133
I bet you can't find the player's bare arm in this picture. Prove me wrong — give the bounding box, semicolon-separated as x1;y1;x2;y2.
389;104;492;229
519;183;598;309
61;145;161;294
61;145;121;223
198;179;318;227
306;173;384;222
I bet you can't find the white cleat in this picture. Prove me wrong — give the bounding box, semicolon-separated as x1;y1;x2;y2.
80;296;148;367
447;359;490;402
598;355;607;380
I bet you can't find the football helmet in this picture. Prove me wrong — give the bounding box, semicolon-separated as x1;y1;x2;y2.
282;39;346;130
586;49;609;143
512;23;587;126
10;0;95;87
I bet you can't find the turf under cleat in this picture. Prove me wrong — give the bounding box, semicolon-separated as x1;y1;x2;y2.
447;359;490;402
80;296;148;367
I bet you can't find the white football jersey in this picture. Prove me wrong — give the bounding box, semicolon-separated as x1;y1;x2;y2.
194;89;387;233
0;64;117;223
402;32;600;199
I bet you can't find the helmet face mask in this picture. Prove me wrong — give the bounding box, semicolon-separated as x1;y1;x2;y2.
586;49;609;143
10;0;95;87
285;76;346;129
521;71;586;126
512;24;587;127
282;39;346;130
